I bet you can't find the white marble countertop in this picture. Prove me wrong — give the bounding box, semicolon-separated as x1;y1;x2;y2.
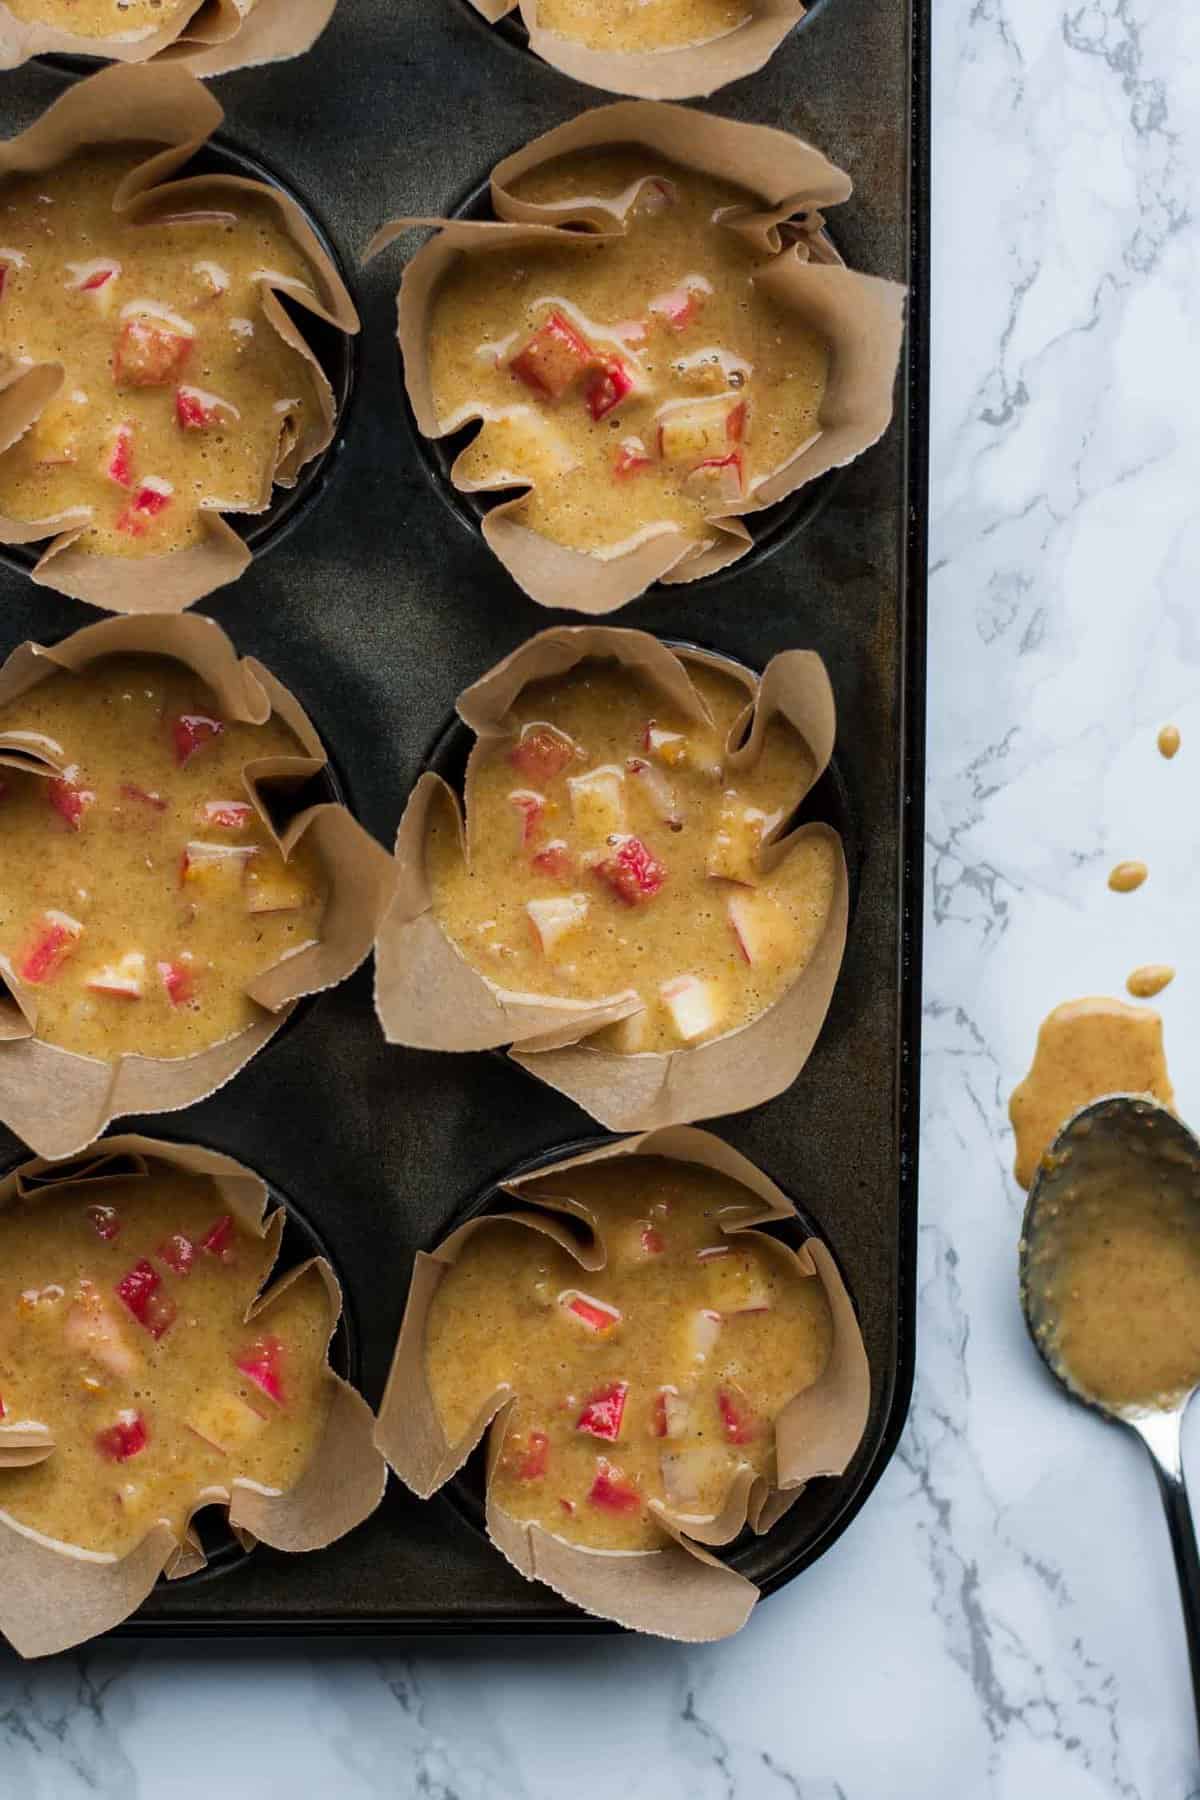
5;0;1200;1791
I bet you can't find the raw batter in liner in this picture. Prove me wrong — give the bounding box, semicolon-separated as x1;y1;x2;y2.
536;0;749;54
0;652;326;1063
427;658;838;1053
1;0;195;39
0;1162;330;1557
426;1157;833;1551
428;147;828;563
0;147;324;558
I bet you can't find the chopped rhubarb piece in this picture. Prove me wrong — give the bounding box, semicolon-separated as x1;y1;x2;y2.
200;1214;236;1262
115;1260;176;1339
558;1289;621;1334
642;722;689;767
186;1391;267;1455
17;909;82;984
244;858;309;915
103;421;135;487
65;1281;138;1377
193;259;230;300
235;1335;284;1406
702;1246;773;1314
180;840;256;894
706;794;779;885
507;787;545;848
75;262;119;294
158;957;196;1006
648;280;709;331
157;1232;195;1276
31;393;87;465
120;782;166;811
48;774;95;830
559;1496;575;1515
531;840;575;883
594;835;666;905
86;1204;121;1242
115;478;174;537
727;890;797;967
114;315;192;387
653;1386;690;1440
685;1307;723;1365
640;1225;665;1256
588;1459;641;1514
526;893;588;955
635;176;677;214
509;722;575;783
0;1393;4;1419
657;395;747;466
196;799;252;830
95;1409;148;1462
614;436;653;479
508;310;594;400
625;756;681;827
173;711;225;766
568;764;626;842
661;1444;728;1507
174;384;238;431
514;1429;550;1481
683;451;744;507
660;973;720;1042
576;1381;628;1442
84;950;146;999
717;1385;760;1446
585;356;635;421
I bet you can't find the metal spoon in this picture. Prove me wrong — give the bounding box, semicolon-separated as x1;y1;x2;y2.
1020;1094;1200;1735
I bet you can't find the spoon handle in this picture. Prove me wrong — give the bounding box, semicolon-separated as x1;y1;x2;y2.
1137;1409;1200;1735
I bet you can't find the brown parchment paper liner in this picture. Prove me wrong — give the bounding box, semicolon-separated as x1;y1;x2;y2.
0;1134;385;1660
0;0;335;76
468;0;805;100
376;1126;869;1641
0;614;393;1160
374;625;848;1130
369;101;905;615
0;65;358;613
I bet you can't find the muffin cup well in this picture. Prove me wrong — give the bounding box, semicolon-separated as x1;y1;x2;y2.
368;101;906;615
0;64;359;613
374;624;849;1130
0;1133;387;1660
375;1126;870;1641
454;0;818;102
0;0;334;75
0;613;394;1160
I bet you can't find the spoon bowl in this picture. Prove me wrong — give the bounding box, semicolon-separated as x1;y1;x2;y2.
1020;1093;1200;1740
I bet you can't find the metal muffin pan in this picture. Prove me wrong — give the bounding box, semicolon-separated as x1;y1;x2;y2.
0;118;359;581
0;0;926;1640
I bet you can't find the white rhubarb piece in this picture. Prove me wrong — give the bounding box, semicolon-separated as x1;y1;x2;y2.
656;395;747;465
527;893;588;955
186;1392;269;1455
626;757;680;827
727;890;798;966
660;974;721;1042
84;950;145;999
683;1307;723;1366
64;1284;138;1379
567;764;626;843
706;794;781;885
700;1246;773;1314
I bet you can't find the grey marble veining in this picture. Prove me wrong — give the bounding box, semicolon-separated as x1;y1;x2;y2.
4;0;1200;1788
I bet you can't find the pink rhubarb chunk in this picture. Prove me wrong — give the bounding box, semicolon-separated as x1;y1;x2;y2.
594;835;666;905
200;1214;236;1262
95;1409;148;1462
48;775;95;830
196;799;252;830
114;316;192;387
235;1335;284;1406
17;909;82;984
173;712;225;766
507;788;545;847
515;1429;550;1481
84;950;146;999
509;722;575;783
104;422;135;488
115;1260;176;1339
558;1289;621;1334
717;1385;760;1446
531;840;575;883
115;479;173;537
158;957;196;1006
613;436;652;477
157;1232;195;1276
576;1381;628;1442
86;1204;121;1242
508;310;594;400
587;1459;641;1514
585;356;635;421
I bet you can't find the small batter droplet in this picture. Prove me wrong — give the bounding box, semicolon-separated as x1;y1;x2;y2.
1158;724;1182;759
1108;860;1149;894
1126;964;1175;999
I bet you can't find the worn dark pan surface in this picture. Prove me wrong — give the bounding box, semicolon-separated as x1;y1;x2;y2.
0;0;927;1637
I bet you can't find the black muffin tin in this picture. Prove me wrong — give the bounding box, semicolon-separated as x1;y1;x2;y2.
0;0;927;1639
